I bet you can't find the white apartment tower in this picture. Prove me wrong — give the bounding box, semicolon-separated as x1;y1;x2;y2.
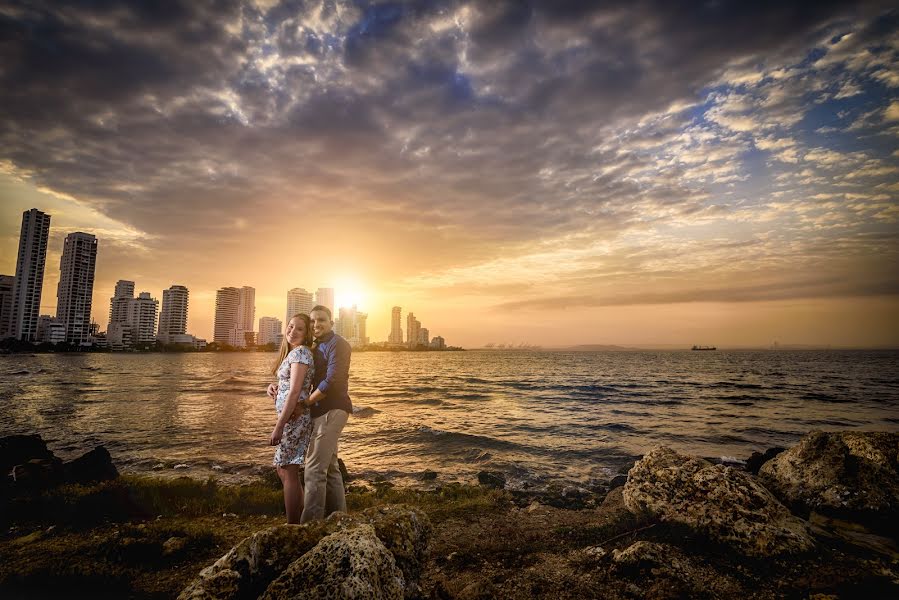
337;305;368;347
286;287;313;322
315;287;334;314
128;292;158;345
406;312;421;348
108;279;134;331
157;285;189;344
388;306;403;345
257;316;282;346
214;287;240;345
56;232;98;345
10;208;51;341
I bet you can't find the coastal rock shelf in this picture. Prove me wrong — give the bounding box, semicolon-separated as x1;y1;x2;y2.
759;430;899;523
178;505;431;600
622;446;816;557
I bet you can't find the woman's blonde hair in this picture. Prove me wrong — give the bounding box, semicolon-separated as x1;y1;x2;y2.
270;313;313;375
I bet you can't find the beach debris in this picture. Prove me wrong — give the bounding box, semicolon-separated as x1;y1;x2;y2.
211;465;223;471
623;446;815;557
173;464;189;469
759;431;899;523
261;524;404;600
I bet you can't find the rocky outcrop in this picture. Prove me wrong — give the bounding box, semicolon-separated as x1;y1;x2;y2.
745;446;786;475
261;525;404;600
759;431;899;522
178;505;430;600
63;446;119;483
1;435;56;474
623;446;815;557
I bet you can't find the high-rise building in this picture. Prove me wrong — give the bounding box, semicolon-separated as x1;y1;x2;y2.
10;208;51;341
237;286;255;331
406;312;421;348
157;285;189;344
419;327;429;346
430;336;446;350
337;305;368;347
108;280;134;331
56;232;97;346
258;316;282;346
214;287;240;345
315;287;334;314
286;288;313;323
128;292;158;345
0;274;14;339
388;306;403;345
36;315;66;344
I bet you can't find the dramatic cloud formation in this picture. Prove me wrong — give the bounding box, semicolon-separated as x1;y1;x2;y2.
1;0;897;346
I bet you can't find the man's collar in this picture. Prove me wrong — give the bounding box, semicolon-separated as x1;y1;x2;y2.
314;331;336;344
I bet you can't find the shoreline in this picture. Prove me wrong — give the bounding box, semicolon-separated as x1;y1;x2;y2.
3;431;898;598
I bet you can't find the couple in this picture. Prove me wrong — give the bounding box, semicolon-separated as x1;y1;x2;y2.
266;305;352;524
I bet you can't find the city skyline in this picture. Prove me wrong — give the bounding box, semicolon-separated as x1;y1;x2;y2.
1;2;897;348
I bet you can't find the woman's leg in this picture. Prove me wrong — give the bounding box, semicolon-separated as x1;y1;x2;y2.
277;464;303;524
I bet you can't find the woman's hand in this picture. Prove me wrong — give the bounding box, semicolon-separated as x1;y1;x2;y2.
267;383;277;399
270;424;284;446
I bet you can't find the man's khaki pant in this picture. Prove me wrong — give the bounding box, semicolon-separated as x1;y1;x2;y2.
300;409;348;523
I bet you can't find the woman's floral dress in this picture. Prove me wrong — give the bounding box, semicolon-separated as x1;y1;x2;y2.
273;346;314;466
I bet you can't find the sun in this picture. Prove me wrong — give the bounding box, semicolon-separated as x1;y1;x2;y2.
333;277;369;312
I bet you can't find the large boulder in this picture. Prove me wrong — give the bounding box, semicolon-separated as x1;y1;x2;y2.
623;446;815;557
63;446;119;484
1;434;56;474
261;524;404;600
178;505;430;600
758;431;899;522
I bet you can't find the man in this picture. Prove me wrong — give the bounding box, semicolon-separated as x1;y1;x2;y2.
279;305;352;522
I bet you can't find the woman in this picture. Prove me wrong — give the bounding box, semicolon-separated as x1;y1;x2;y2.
268;313;315;524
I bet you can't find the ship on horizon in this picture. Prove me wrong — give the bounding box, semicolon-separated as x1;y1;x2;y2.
691;345;717;351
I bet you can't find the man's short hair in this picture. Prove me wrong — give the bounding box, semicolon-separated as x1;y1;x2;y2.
311;305;332;320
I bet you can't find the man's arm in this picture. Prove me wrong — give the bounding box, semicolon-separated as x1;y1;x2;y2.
307;339;351;405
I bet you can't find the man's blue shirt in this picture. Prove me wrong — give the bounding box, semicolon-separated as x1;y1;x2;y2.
311;330;352;418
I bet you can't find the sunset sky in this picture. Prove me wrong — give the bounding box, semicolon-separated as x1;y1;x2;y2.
1;0;898;348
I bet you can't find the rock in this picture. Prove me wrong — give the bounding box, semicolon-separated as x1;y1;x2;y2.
163;536;189;557
9;458;64;490
745;446;786;475
420;469;438;481
63;446;119;484
0;434;56;474
174;463;189;470
608;474;628;490
611;540;742;596
477;471;505;489
758;431;899;524
261;524;404;600
179;505;430;600
622;446;815;557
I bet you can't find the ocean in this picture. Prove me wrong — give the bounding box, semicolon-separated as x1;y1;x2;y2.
1;350;897;490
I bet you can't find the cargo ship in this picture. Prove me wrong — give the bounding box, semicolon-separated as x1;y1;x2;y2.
691;345;717;351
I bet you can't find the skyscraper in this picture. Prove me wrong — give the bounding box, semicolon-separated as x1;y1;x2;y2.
127;292;158;345
286;287;313;322
157;285;189;344
108;279;134;331
406;312;421;348
237;286;255;332
315;287;334;314
388;306;403;345
257;316;282;346
10;208;51;341
214;287;239;345
56;232;98;345
0;274;14;339
337;305;368;347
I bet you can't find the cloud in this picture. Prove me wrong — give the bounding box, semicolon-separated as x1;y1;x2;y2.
0;0;897;339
